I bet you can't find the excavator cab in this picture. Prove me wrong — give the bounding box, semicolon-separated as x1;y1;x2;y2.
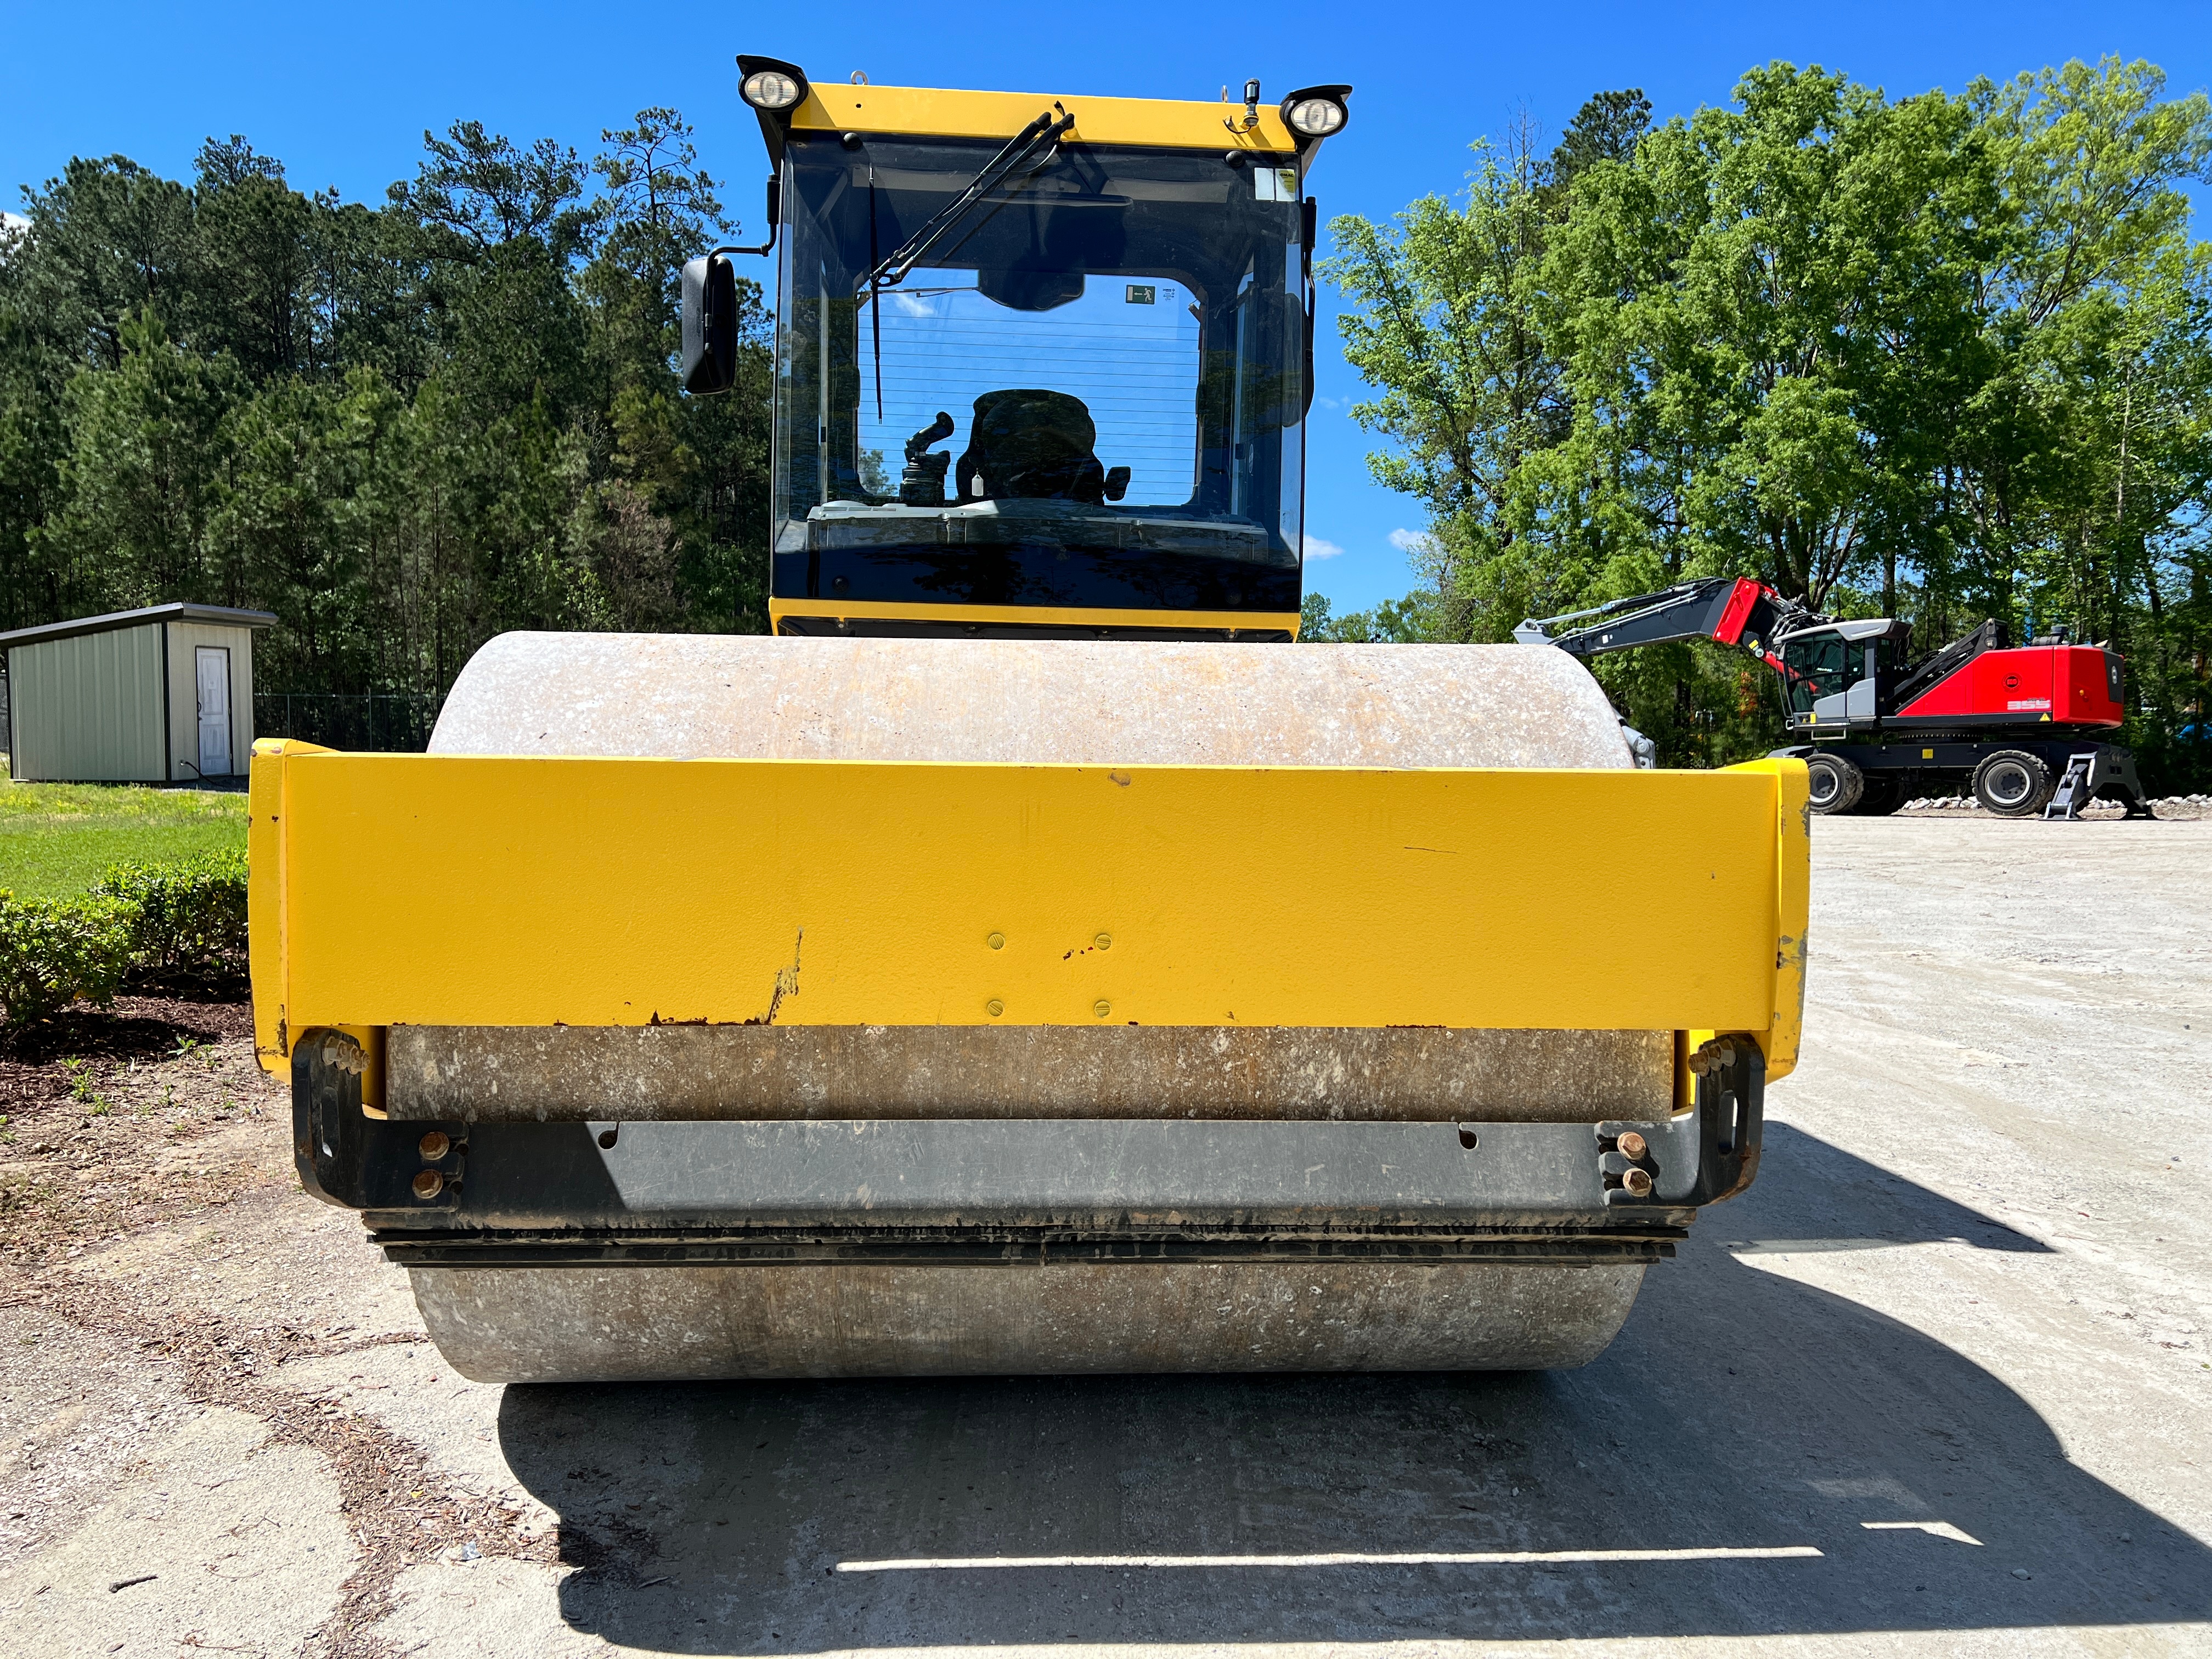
1777;619;1911;732
690;63;1347;638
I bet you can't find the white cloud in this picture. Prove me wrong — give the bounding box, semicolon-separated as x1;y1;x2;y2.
1387;527;1437;555
1303;535;1346;560
1;212;28;234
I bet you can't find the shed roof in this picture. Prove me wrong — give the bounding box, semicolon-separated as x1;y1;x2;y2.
0;603;279;651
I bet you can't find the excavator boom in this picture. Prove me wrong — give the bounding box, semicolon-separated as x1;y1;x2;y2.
1514;577;1822;665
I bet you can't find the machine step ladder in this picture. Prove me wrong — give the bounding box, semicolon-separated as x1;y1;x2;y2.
2043;753;2098;820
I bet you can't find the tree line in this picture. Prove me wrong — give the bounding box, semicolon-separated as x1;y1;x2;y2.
1317;58;2212;786
5;64;2205;784
0;109;774;704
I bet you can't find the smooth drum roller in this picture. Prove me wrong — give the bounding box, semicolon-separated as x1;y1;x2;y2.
380;636;1668;1381
258;70;1803;1384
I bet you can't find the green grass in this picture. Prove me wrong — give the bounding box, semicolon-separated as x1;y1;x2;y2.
0;757;248;899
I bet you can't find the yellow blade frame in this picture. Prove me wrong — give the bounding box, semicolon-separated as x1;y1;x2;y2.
250;742;1807;1084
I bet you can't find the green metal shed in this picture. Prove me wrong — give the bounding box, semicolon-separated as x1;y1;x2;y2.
1;603;278;784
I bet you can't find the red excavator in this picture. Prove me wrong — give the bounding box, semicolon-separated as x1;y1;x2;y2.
1515;577;2149;818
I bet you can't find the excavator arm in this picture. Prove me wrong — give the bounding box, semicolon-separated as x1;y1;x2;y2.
1515;577;1823;670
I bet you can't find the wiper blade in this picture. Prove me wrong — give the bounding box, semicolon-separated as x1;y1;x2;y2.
860;104;1074;294
857;104;1073;423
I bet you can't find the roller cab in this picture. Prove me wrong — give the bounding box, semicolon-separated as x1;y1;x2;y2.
689;64;1346;640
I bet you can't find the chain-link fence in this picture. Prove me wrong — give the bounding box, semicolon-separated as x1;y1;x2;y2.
253;692;444;753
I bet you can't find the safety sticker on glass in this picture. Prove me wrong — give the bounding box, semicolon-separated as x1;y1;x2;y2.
1253;166;1299;202
1126;284;1156;304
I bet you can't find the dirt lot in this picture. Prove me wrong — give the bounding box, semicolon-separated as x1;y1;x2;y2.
0;814;2204;1657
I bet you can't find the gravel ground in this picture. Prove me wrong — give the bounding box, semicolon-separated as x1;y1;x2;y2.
0;815;2204;1657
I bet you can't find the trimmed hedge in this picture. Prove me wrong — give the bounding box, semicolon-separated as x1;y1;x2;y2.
0;893;139;1025
0;850;250;1024
91;849;250;975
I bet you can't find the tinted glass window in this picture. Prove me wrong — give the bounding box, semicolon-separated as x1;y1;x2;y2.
1781;635;1849;714
771;133;1306;616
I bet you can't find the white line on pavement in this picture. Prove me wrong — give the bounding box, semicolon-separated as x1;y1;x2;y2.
835;1547;1826;1572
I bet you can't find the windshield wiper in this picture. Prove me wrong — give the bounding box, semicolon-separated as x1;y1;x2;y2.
857;103;1074;422
861;104;1074;295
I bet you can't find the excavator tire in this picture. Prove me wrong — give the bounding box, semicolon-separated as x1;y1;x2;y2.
1804;752;1865;815
1973;749;2055;817
1843;774;1905;816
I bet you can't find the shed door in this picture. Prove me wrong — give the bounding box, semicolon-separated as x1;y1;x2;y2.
196;646;233;777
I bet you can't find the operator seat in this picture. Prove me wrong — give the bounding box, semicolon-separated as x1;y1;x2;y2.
956;389;1110;504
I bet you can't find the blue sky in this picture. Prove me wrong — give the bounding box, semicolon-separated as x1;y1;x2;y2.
5;1;2207;611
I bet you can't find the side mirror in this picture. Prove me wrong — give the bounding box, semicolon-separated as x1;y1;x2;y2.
1243;289;1308;431
681;254;737;396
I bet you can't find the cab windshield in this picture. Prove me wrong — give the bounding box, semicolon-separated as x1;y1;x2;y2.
773;129;1307;617
1780;633;1850;717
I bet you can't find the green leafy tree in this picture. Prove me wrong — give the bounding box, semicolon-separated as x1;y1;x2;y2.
0;98;776;711
190;137;315;381
1328;57;2212;781
14;157;197;371
1324;116;1567;641
1300;590;1443;642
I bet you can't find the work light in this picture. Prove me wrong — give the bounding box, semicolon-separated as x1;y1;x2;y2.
1285;97;1347;137
742;69;804;111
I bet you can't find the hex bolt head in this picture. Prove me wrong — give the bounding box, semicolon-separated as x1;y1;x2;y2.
411;1169;445;1200
417;1131;450;1163
1093;999;1113;1018
987;932;1006;950
1690;1039;1739;1077
986;999;1005;1018
1094;933;1113;950
1621;1167;1655;1198
1617;1130;1649;1160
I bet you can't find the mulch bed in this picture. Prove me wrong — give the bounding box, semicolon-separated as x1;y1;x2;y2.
0;988;252;1122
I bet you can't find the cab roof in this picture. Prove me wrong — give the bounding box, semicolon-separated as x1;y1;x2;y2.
789;82;1297;154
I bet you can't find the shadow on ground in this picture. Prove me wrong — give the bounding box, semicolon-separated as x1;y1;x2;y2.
495;1122;2204;1649
0;988;250;1066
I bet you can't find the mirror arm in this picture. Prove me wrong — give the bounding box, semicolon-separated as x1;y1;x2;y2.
715;177;783;258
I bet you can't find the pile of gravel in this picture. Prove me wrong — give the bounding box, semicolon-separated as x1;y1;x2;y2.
1899;793;2209;817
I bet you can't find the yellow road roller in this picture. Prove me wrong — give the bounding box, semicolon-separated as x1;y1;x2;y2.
251;63;1808;1383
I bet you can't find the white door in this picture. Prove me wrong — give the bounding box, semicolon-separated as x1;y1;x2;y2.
196;646;233;777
